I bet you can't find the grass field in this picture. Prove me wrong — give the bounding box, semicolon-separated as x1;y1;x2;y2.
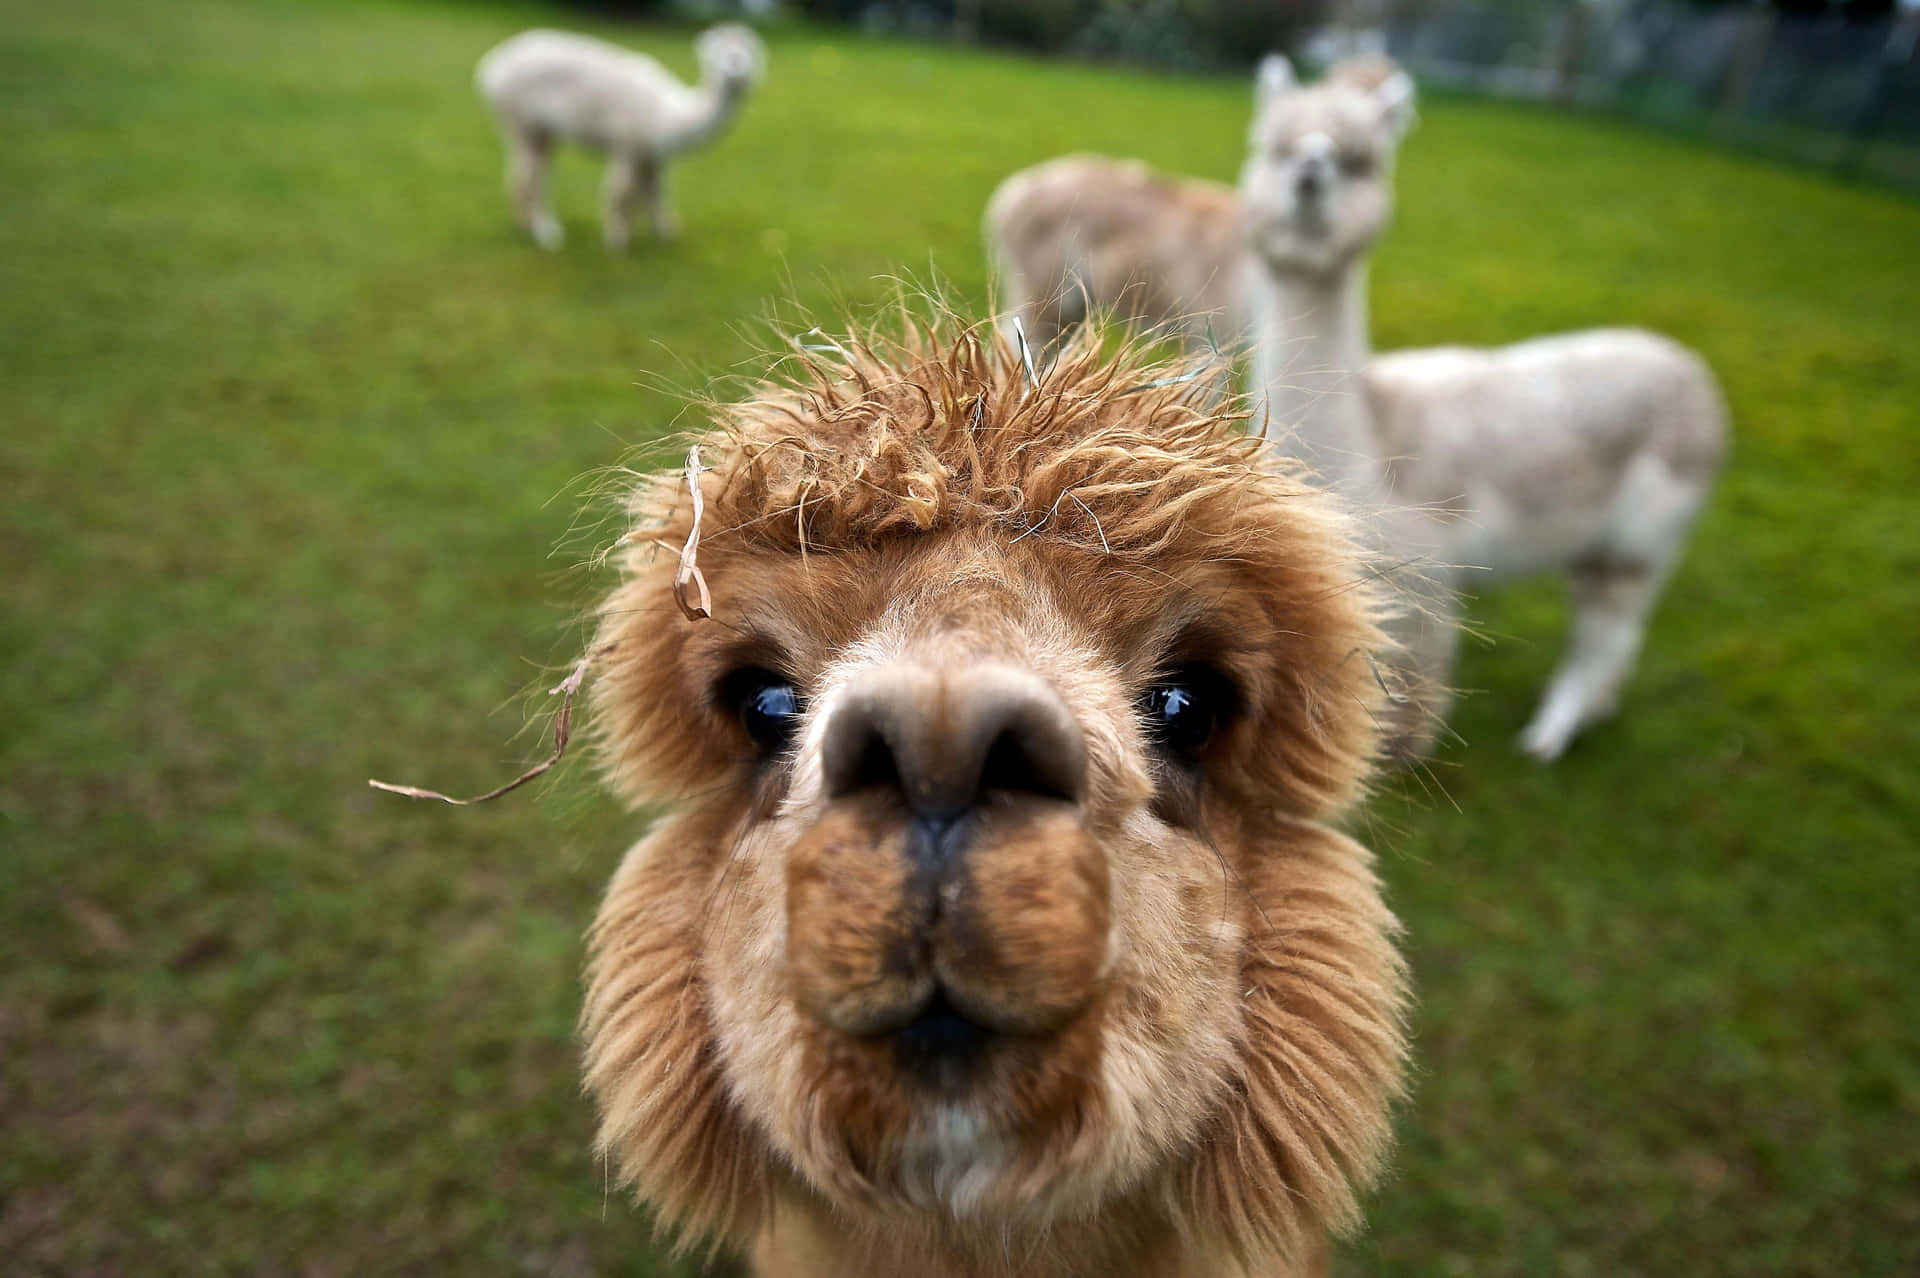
3;0;1917;1273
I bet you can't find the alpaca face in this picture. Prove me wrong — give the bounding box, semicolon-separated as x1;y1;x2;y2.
697;22;767;94
1239;65;1412;278
683;538;1266;1218
583;324;1408;1264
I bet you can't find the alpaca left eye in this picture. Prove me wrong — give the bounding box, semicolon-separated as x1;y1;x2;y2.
720;668;803;756
1140;666;1235;761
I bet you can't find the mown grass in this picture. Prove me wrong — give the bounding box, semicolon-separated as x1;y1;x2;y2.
2;0;1916;1273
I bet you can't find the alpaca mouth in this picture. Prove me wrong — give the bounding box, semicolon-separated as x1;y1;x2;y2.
892;986;992;1084
785;789;1111;1086
1291;204;1330;237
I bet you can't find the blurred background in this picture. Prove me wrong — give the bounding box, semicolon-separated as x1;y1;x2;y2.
811;0;1920;188
2;0;1915;1273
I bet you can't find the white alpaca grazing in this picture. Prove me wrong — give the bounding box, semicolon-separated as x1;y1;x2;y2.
475;23;766;251
1241;57;1730;761
984;153;1248;353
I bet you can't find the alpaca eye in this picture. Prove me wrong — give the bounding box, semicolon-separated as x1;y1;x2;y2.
1339;151;1375;177
720;668;803;756
1140;666;1236;761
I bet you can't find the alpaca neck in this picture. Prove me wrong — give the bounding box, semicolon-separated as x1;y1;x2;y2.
1248;258;1379;497
657;78;747;155
755;1190;1297;1278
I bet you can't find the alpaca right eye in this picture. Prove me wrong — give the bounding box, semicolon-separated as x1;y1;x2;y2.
720;669;802;756
1140;665;1237;763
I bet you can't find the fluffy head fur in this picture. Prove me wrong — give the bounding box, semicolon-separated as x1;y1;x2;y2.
582;311;1410;1277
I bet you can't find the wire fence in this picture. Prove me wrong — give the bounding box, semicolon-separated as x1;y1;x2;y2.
1356;2;1920;191
770;0;1920;192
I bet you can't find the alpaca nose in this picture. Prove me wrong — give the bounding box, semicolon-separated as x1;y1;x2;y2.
819;664;1087;829
1295;132;1335;198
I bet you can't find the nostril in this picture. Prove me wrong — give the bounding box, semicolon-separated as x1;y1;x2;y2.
979;731;1034;798
979;726;1080;806
847;732;903;796
821;681;913;802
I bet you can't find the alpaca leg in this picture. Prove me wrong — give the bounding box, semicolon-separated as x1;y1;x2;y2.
1039;267;1092;354
505;128;562;250
602;154;641;253
999;261;1080;360
1380;574;1462;764
1521;452;1708;761
1010;285;1077;366
1519;556;1665;762
1018;307;1065;363
639;157;678;240
1175;312;1238;407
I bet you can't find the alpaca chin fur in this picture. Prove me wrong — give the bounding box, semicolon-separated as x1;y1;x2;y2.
580;307;1411;1277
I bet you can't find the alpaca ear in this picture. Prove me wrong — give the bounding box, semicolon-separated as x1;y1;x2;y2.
1255;54;1296;106
1375;70;1417;140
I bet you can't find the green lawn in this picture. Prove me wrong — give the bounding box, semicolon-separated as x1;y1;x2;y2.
3;0;1916;1273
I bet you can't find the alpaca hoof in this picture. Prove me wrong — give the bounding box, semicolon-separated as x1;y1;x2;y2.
1517;721;1570;763
531;219;564;251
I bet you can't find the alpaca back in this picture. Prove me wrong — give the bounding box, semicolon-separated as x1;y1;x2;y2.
1368;328;1729;580
476;29;682;153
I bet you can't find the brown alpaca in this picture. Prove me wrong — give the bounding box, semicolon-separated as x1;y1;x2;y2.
582;312;1410;1277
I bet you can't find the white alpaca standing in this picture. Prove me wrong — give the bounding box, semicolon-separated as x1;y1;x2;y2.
1241;57;1730;760
475;23;766;251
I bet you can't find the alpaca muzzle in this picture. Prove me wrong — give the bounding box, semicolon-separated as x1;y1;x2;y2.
784;664;1111;1077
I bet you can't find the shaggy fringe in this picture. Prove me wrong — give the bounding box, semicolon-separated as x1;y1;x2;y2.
624;305;1296;566
594;302;1396;819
